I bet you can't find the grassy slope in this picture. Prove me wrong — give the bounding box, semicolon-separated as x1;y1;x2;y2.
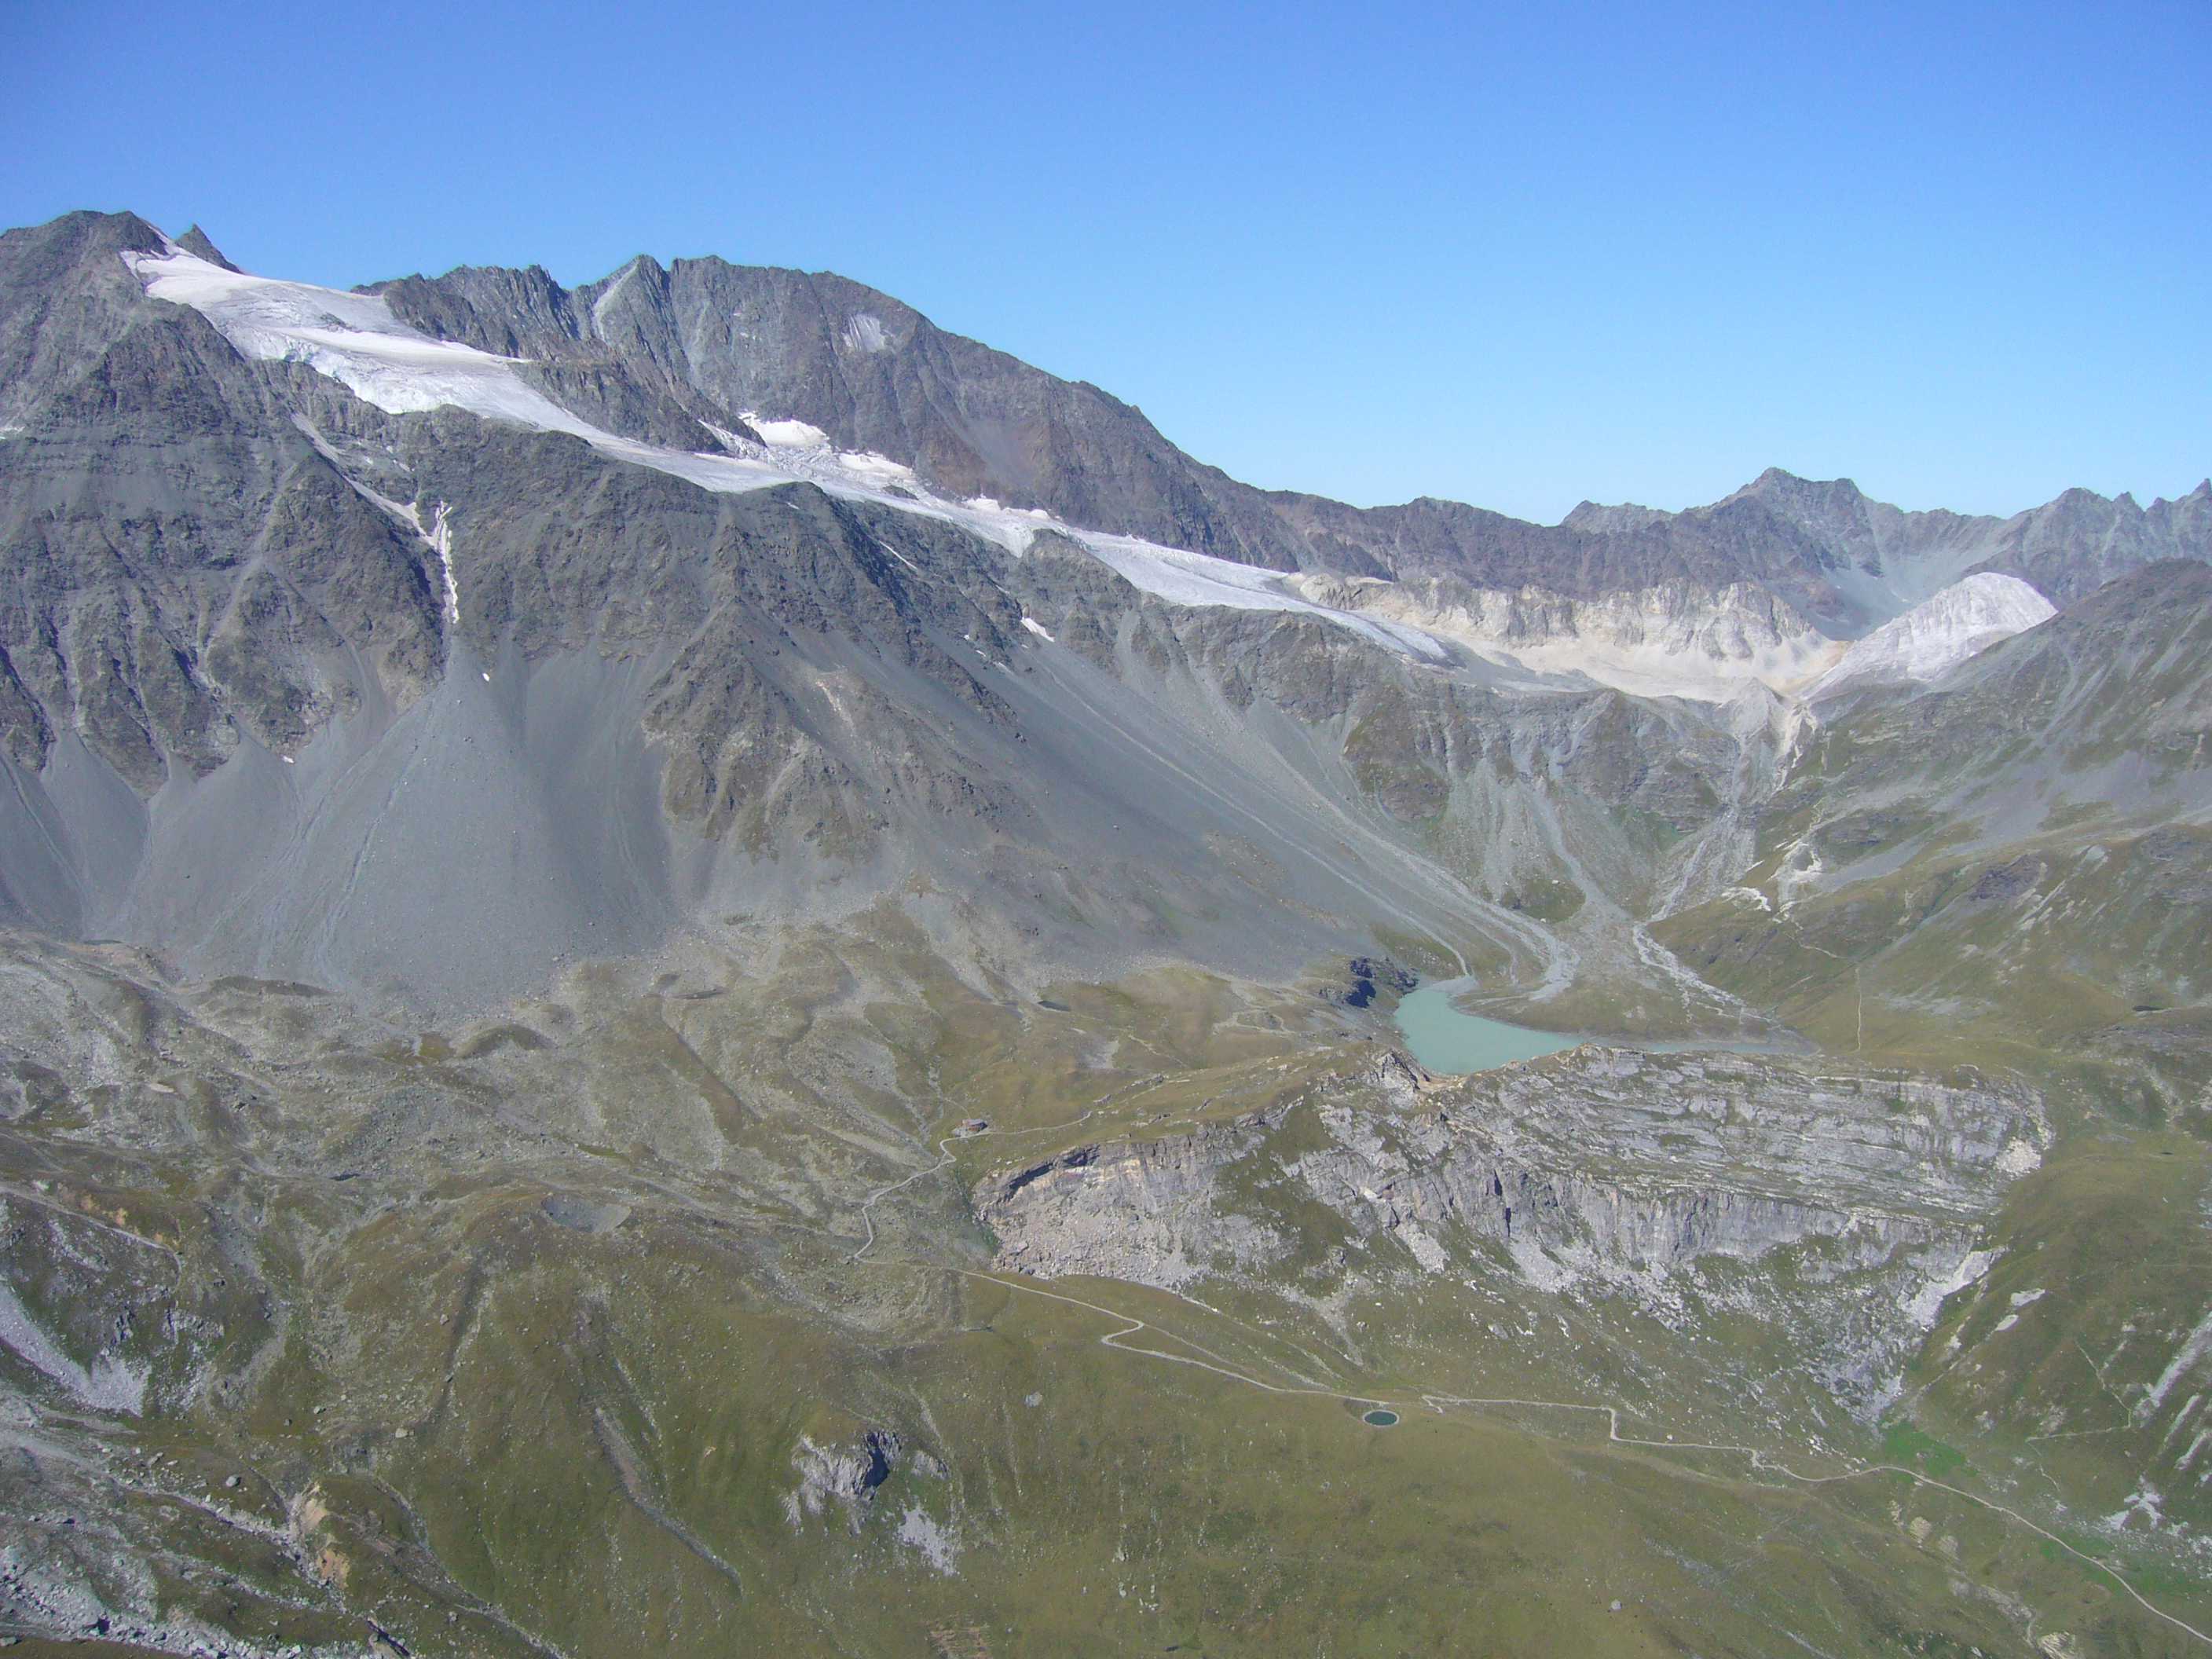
8;921;2209;1656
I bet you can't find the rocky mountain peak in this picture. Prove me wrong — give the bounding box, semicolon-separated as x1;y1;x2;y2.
174;224;238;272
1725;467;1872;521
1558;498;1668;534
75;210;2196;626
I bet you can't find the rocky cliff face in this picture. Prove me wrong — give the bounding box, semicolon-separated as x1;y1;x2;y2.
978;1114;1289;1291
1290;1046;2039;1263
1288;574;1839;700
975;1046;2045;1406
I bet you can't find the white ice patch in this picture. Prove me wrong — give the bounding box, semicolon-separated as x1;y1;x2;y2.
835;449;923;489
427;502;459;627
841;313;889;354
2159;1393;2203;1448
1020;617;1054;643
1085;533;1446;660
129;247;602;435
741;413;832;448
0;1280;148;1414
2107;1483;2164;1531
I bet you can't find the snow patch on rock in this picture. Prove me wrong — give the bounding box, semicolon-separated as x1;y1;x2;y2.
740;412;833;449
428;502;458;627
2137;1309;2212;1424
130;245;600;435
2107;1482;2165;1531
842;313;889;354
1090;537;1449;661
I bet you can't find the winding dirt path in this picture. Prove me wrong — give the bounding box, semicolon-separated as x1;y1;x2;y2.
962;1269;2212;1651
844;1109;2212;1651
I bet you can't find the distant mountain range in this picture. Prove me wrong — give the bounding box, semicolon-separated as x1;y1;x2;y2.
361;235;2211;632
0;206;2206;1012
12;211;2205;624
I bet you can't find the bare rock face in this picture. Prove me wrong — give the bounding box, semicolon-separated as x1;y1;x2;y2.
1290;574;1839;701
974;1046;2046;1407
783;1429;903;1531
976;1116;1291;1291
979;1048;2042;1280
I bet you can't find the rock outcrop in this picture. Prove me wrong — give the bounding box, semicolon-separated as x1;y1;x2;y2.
975;1046;2047;1406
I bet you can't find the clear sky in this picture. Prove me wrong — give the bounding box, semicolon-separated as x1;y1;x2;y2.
4;0;2205;524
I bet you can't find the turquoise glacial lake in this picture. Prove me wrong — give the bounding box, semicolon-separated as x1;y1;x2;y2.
1390;976;1581;1074
1391;976;1801;1073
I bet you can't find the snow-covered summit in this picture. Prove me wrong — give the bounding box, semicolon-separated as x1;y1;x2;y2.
1809;572;2056;702
122;238;1446;662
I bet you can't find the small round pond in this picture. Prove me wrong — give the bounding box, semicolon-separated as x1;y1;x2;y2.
1362;1408;1400;1427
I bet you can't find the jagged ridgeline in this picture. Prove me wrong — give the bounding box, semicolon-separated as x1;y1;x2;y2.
1;210;2209;1657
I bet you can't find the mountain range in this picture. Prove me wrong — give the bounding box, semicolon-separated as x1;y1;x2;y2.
2;207;2209;1657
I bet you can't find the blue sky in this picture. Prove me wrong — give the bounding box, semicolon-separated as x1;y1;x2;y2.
5;0;2205;523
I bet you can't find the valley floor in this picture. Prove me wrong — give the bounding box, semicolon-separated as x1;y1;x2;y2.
5;919;2208;1656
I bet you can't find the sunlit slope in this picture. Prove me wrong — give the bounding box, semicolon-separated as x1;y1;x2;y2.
1657;560;2212;1100
5;934;2206;1657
